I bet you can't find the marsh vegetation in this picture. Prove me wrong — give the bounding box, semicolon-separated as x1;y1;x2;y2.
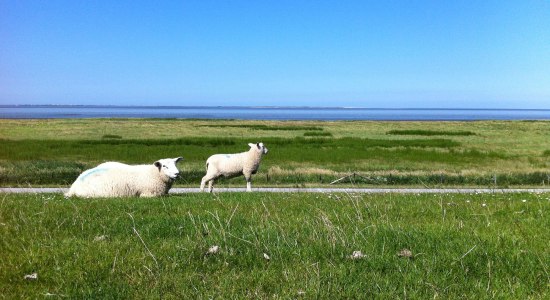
0;119;549;187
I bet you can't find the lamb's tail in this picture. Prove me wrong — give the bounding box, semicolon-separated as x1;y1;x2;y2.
205;161;209;172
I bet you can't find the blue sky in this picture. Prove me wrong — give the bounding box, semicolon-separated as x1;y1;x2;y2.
1;1;549;108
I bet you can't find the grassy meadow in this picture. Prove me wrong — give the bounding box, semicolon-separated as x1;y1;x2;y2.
1;192;548;298
0;119;549;187
0;119;550;187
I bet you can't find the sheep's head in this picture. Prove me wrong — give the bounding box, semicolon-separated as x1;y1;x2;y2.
248;142;268;155
154;157;183;180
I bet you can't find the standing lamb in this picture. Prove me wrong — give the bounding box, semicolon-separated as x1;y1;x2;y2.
200;142;268;192
65;157;183;198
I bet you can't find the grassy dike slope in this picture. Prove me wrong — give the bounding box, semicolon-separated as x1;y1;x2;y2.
1;192;548;298
0;119;549;187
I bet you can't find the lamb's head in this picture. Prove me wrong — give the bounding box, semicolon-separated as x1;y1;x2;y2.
248;142;268;155
154;157;183;180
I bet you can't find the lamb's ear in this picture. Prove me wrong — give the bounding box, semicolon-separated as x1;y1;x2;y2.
175;157;183;163
256;142;261;149
154;161;162;171
248;143;255;148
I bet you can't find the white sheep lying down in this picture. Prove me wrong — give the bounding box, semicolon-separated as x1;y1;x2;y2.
65;157;183;198
201;142;268;192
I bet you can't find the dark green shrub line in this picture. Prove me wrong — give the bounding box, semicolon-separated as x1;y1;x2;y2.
80;137;238;146
195;124;324;131
303;131;333;137
0;137;459;148
0;160;86;185
387;130;476;136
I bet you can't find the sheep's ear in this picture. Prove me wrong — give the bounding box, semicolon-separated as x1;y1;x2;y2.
248;143;255;148
175;157;183;163
154;161;162;171
256;142;261;149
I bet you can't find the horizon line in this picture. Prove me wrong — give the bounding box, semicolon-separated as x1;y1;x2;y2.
1;104;550;111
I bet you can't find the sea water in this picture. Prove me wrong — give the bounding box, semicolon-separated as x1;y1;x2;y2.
1;105;549;121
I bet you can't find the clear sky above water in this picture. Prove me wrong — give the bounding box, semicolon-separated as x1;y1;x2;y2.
1;1;549;108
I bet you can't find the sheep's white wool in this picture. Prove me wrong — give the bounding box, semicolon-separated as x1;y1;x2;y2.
200;142;268;192
65;157;183;198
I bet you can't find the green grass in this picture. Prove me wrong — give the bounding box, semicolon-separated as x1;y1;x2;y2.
0;119;549;187
102;134;122;139
304;131;333;137
196;124;324;131
387;130;477;136
1;192;548;298
0;137;507;186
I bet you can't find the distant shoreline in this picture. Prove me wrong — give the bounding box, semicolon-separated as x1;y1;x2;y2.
1;105;549;120
1;104;549;111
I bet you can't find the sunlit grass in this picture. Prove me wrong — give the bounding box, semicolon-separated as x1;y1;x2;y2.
1;192;548;298
195;124;324;131
303;131;333;137
387;129;476;136
0;137;513;186
0;119;549;187
101;134;122;139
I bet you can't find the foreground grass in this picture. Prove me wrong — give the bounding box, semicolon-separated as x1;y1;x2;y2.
1;192;549;298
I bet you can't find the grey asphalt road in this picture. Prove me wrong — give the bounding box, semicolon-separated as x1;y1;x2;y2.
2;187;550;194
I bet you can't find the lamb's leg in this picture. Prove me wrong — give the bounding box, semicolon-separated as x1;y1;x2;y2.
245;175;252;192
200;179;206;192
201;173;216;192
208;179;214;193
